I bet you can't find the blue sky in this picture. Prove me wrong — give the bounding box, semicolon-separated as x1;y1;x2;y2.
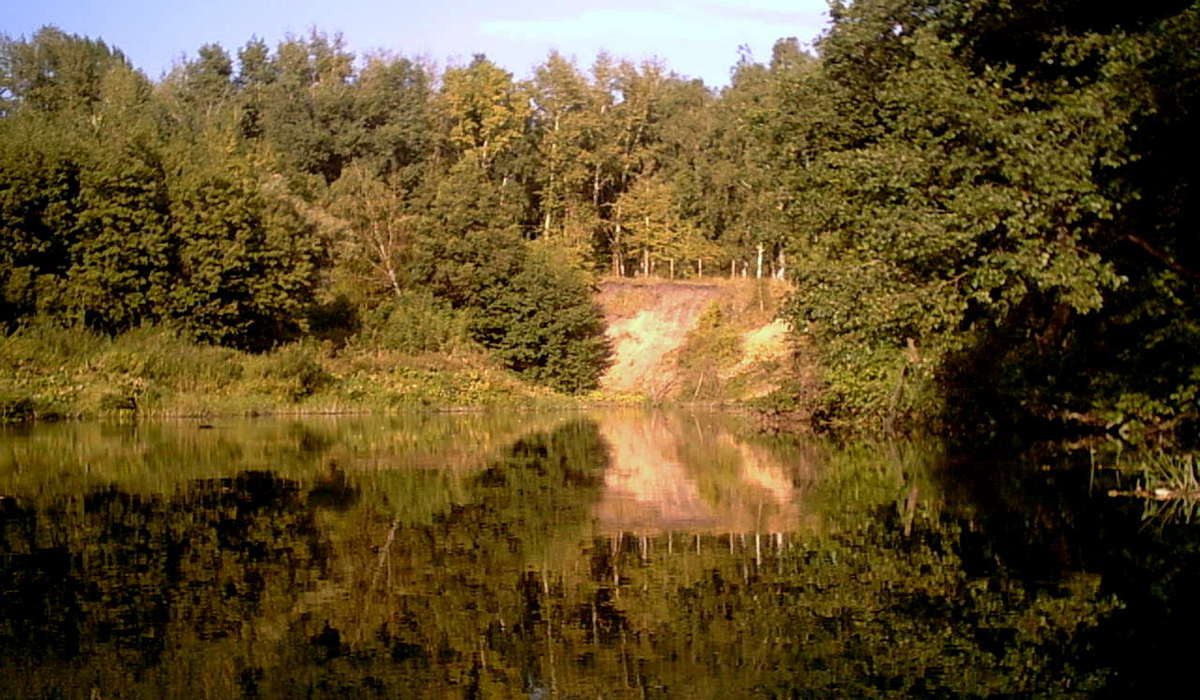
2;0;831;87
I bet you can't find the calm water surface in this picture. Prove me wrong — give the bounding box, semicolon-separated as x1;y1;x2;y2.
0;410;1195;697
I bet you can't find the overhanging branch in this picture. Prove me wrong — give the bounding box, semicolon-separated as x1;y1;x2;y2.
1124;234;1200;281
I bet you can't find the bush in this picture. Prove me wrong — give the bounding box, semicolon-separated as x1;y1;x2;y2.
0;393;35;423
476;244;611;394
253;342;333;402
410;230;611;394
355;291;474;354
676;303;742;384
307;294;360;348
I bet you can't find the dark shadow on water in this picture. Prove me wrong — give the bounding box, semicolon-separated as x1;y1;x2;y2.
0;413;1198;696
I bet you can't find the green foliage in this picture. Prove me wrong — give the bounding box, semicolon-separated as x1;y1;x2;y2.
354;290;473;354
412;229;611;394
785;28;1125;344
68;134;172;332
476;242;611;393
0;118;80;326
0;320;574;421
0;32;326;351
306;294;359;347
6;12;1193;426
3;26;752;402
163;143;325;351
674;302;742;399
0;322;242;418
325;163;414;301
437;55;529;171
249;341;333;402
0;26;133;115
771;1;1200;436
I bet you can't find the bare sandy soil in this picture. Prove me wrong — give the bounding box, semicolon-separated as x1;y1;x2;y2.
596;280;723;395
595;279;792;398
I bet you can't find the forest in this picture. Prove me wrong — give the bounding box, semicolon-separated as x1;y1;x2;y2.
1;0;1198;440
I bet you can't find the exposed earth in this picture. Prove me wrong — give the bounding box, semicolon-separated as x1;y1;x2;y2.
594;278;793;400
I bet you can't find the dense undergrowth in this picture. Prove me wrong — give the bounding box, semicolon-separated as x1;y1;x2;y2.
0;322;583;422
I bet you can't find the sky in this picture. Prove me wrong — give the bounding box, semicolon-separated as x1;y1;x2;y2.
2;0;831;88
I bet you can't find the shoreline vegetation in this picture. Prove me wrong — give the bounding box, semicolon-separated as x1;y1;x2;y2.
0;322;600;424
3;1;1199;444
0;276;796;424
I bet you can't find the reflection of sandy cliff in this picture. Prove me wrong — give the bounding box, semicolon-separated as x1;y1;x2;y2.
593;412;817;535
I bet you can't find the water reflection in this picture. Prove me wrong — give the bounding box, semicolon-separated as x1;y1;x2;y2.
0;412;1196;696
593;410;815;534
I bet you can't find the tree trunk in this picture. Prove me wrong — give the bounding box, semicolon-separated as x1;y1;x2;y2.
611;203;624;276
385;267;403;298
756;242;764;279
669;258;675;279
544;121;557;238
612;222;623;276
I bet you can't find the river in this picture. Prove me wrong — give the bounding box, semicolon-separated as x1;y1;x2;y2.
0;410;1194;697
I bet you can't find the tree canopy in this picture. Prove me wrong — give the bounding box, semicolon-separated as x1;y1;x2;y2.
3;5;1199;417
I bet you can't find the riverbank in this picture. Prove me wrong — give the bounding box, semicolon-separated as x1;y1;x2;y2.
595;276;799;403
0;323;612;423
1;278;804;425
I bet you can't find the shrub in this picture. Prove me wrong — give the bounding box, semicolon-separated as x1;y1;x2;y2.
355;291;473;354
307;294;360;348
0;393;35;423
410;230;611;394
253;342;333;402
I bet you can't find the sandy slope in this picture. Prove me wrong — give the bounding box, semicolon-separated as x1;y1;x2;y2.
596;281;723;395
595;279;792;398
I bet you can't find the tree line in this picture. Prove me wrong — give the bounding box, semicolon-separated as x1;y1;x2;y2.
2;0;1198;431
0;25;803;394
776;0;1200;437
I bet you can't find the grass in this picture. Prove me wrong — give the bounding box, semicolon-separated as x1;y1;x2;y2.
0;322;579;423
1;277;800;423
1103;451;1200;526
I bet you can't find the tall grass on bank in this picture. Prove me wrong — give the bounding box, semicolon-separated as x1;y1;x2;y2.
0;321;567;423
1130;452;1200;525
672;278;795;404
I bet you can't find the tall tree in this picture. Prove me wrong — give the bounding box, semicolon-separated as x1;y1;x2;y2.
528;52;598;262
249;31;358;187
774;0;1200;432
326;163;416;300
0;26;132;116
438;55;530;173
431;55;532;234
353;53;434;179
163;141;325;350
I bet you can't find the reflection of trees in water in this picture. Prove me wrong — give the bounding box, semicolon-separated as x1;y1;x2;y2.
0;471;331;697
0;412;577;500
927;447;1200;696
3;420;1198;696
